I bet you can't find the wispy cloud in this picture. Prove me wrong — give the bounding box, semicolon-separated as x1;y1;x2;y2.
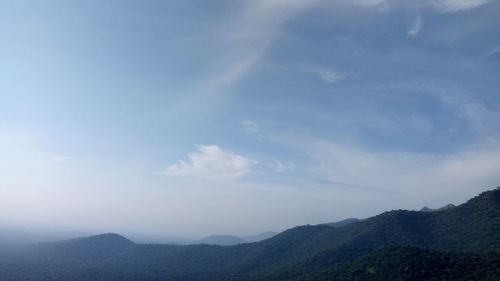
242;120;260;133
348;0;492;13
484;45;500;57
318;69;344;84
169;0;493;114
407;15;422;37
173;0;322;112
295;138;500;201
271;159;296;173
164;145;257;181
273;159;286;173
430;0;493;13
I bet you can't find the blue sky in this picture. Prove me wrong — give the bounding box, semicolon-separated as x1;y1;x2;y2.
1;0;500;238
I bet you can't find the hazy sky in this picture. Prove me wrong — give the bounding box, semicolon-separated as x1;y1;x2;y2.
1;0;500;238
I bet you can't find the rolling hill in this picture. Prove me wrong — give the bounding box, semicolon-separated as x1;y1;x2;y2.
0;188;498;281
193;231;278;246
195;235;247;246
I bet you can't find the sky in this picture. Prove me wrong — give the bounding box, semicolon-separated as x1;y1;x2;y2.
1;0;500;239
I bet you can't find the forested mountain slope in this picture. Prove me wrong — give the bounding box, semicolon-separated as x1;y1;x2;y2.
0;188;498;281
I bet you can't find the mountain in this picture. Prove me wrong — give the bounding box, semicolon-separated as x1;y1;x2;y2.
0;188;498;281
242;231;277;243
15;233;135;260
323;218;360;228
196;235;247;246
193;231;277;245
419;203;456;212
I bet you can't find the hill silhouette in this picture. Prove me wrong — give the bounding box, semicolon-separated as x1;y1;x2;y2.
16;233;135;260
323;218;360;228
196;235;247;246
0;188;498;281
420;203;456;212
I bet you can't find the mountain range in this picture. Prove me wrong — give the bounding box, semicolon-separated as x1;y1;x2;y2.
195;231;278;246
419;203;457;212
0;188;498;281
0;228;277;248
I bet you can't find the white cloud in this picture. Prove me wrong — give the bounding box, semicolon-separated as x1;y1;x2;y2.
407;15;422;37
318;69;344;84
242;120;260;133
165;145;257;181
347;0;492;13
430;0;493;12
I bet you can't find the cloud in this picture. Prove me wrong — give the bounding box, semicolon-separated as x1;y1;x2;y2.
271;159;296;173
242;120;260;133
274;159;286;173
197;49;266;101
167;0;493;115
351;0;388;8
430;0;493;12
171;0;322;113
318;69;344;84
164;145;257;181
347;0;492;13
407;15;422;37
296;138;500;201
485;46;500;57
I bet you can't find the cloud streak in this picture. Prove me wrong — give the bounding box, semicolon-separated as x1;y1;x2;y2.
408;14;422;37
347;0;493;13
292;137;500;202
242;120;260;133
485;46;500;57
168;0;493;114
318;69;344;84
171;0;322;113
430;0;493;12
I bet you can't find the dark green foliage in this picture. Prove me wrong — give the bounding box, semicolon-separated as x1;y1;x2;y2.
0;189;499;280
323;218;360;228
314;246;500;281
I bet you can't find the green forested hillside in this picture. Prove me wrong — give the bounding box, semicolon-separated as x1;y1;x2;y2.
0;188;498;281
312;246;500;281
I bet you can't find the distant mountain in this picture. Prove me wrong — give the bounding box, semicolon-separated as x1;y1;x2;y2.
193;231;277;245
323;218;360;228
196;235;247;246
16;233;135;260
420;203;456;212
0;188;498;281
242;231;277;243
